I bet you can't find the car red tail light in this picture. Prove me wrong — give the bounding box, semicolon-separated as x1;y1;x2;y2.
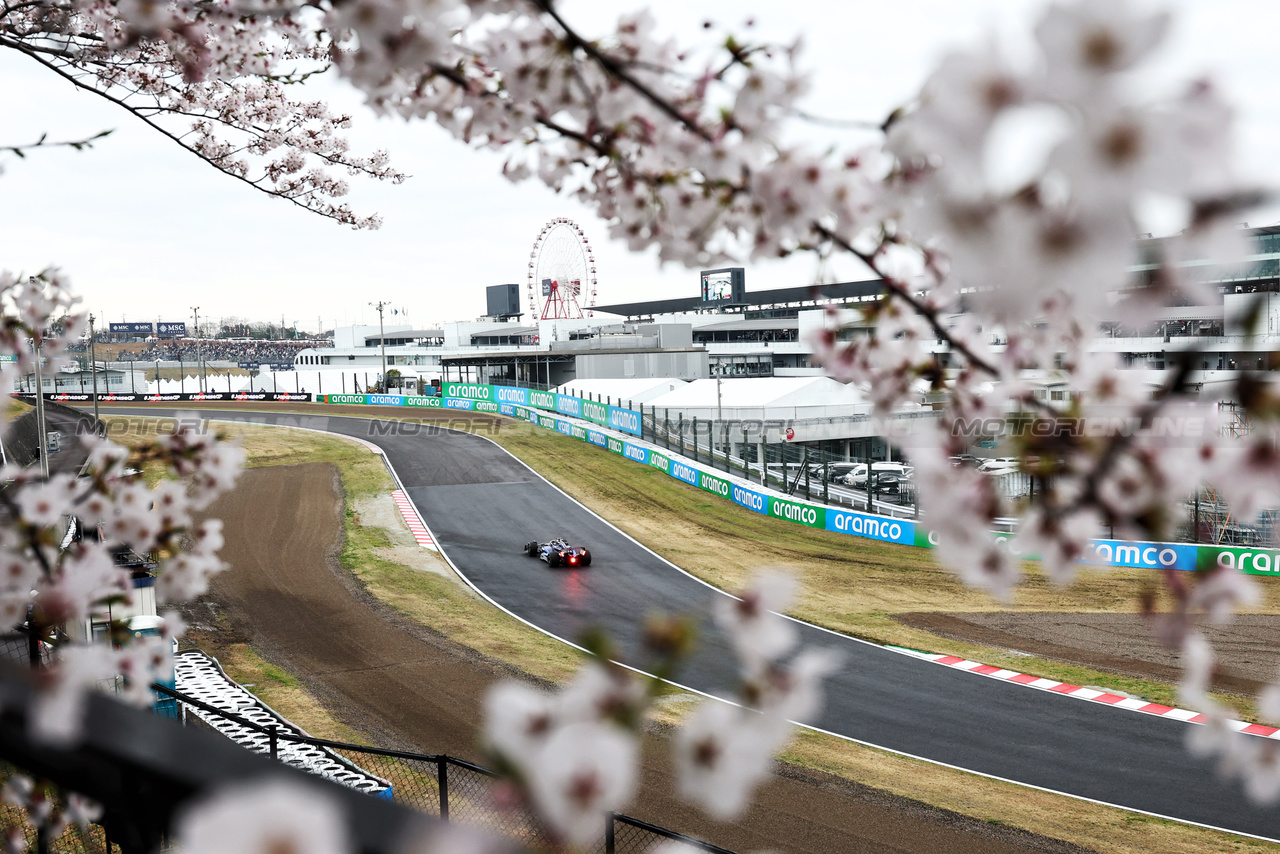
569;556;577;564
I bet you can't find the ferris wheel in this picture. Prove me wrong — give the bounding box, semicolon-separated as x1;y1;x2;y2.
527;217;598;320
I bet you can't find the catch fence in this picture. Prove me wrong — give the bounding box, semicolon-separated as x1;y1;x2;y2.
153;680;734;854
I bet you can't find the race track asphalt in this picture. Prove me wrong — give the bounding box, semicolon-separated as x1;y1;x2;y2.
105;406;1280;841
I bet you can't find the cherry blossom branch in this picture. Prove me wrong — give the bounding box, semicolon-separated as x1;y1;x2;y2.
813;223;1002;377
528;0;717;142
0;129;114;157
1;34;397;228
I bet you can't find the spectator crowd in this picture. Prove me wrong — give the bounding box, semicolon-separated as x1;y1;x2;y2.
114;340;330;364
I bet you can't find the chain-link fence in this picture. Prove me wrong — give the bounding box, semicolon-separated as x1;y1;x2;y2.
0;763;113;854
156;684;735;854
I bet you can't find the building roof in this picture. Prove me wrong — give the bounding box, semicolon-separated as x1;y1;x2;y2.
592;279;884;319
554;378;688;404
645;376;873;409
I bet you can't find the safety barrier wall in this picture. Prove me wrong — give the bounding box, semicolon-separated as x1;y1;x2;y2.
24;391;313;403
79;388;1280;578
316;382;645;436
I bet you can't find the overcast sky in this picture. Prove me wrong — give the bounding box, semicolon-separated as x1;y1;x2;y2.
2;0;1279;334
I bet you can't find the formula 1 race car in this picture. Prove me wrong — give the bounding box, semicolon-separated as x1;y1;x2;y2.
524;538;592;567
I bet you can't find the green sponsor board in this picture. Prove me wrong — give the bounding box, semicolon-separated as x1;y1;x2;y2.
648;451;670;474
1198;545;1280;576
606;437;625;454
443;382;492;401
538;415;557;429
529;390;556;410
914;527;937;549
324;394;367;405
571;425;587;440
767;496;824;528
697;471;730;499
403;396;442;407
476;401;499;413
581;400;609;426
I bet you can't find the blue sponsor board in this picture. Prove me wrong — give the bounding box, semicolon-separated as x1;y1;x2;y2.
556;420;575;437
607;406;642;437
367;394;404;406
555;394;583;418
157;322;187;336
621;443;649;464
669;458;699;486
499;403;518;417
109;322;153;335
493;386;529;406
444;398;474;410
587;430;609;448
730;483;768;514
1087;539;1198;571
825;509;915;544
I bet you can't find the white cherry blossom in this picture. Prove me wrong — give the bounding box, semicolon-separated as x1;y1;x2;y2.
174;778;353;854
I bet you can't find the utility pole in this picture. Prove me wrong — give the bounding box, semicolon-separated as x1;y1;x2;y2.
191;306;203;392
370;301;389;393
89;314;100;427
32;338;48;480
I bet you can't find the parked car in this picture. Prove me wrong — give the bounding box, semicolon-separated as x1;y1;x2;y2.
840;462;910;490
812;462;861;484
977;457;1021;476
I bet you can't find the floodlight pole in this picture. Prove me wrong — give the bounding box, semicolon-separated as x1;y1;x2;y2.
191;306;203;392
370;301;389;392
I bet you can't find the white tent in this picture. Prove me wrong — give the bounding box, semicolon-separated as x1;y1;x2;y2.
553;378;687;407
645;377;895;422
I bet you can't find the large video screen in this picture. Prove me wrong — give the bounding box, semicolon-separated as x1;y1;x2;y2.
699;267;745;304
702;272;732;301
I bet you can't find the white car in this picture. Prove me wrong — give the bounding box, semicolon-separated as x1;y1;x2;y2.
841;462;910;489
976;457;1021;475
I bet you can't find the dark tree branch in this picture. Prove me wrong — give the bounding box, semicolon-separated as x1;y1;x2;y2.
0;128;114;157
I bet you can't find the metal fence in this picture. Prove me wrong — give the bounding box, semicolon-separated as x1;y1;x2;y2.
154;683;735;854
643;410;921;518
